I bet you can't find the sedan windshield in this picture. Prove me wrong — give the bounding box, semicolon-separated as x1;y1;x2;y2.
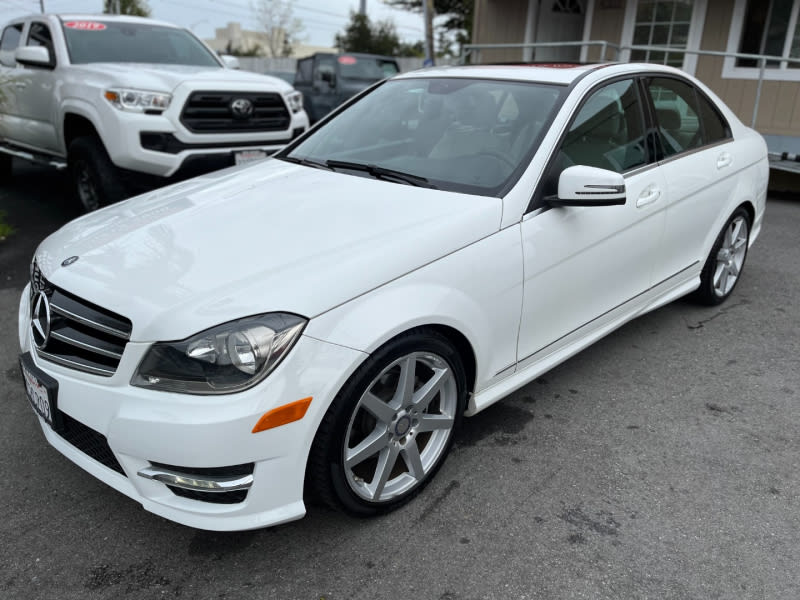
62;21;220;66
284;77;564;195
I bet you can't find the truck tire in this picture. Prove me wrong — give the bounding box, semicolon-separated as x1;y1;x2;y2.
0;154;11;180
68;136;128;212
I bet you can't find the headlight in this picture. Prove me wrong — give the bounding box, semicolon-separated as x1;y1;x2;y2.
283;90;303;113
105;88;172;113
131;313;306;395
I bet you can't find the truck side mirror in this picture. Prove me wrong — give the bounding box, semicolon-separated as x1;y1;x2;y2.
15;46;53;69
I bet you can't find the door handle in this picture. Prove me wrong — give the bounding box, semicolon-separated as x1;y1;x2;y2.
716;152;732;169
13;81;27;89
636;186;661;208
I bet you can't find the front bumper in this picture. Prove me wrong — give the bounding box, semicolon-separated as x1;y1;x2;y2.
97;94;309;178
17;284;365;531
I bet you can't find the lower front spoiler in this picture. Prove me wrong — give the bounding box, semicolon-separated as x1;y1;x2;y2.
35;415;306;531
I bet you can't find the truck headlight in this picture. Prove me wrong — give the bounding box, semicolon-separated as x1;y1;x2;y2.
105;88;172;113
131;313;306;394
283;90;303;113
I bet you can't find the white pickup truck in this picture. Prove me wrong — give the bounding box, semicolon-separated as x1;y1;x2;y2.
0;14;309;211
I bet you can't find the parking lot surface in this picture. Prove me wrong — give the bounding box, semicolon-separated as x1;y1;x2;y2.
1;160;799;599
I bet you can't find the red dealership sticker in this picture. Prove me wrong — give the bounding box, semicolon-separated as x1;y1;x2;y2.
64;21;107;31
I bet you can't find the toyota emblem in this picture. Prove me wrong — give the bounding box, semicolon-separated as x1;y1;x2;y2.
31;290;51;350
231;98;254;119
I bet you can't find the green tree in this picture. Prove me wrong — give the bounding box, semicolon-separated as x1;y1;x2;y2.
334;12;408;56
386;0;472;55
224;40;264;57
102;0;152;17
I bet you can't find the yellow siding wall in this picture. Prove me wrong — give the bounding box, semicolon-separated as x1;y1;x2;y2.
472;0;530;63
695;0;800;135
586;1;627;62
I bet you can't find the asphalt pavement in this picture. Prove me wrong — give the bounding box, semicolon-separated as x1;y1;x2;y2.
1;159;799;599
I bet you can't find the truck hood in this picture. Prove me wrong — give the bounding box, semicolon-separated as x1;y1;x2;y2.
36;159;502;341
68;63;293;94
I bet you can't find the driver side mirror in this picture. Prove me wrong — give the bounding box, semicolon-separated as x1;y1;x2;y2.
15;46;52;69
551;165;626;207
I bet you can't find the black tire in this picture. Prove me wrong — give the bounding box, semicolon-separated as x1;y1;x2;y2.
0;153;11;180
307;328;467;517
67;136;128;212
693;207;751;305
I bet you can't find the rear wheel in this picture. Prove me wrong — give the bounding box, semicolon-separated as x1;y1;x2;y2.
68;137;128;212
307;329;467;516
694;207;751;305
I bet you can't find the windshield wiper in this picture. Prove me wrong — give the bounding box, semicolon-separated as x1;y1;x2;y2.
325;160;436;189
277;155;333;170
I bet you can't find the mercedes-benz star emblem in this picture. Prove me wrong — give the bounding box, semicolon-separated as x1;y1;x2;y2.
61;256;79;267
31;290;51;350
230;98;254;120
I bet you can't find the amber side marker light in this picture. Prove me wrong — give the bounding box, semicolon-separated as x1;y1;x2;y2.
104;91;118;102
252;397;313;433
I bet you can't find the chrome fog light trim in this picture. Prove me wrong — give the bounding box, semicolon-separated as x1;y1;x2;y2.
137;466;254;492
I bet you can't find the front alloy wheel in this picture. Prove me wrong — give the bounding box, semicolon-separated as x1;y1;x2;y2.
344;351;458;503
308;330;466;516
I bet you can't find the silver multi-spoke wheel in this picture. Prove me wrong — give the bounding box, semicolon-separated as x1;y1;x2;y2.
713;215;748;297
343;351;458;503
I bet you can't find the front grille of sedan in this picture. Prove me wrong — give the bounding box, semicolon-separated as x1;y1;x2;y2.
30;263;132;377
180;91;291;133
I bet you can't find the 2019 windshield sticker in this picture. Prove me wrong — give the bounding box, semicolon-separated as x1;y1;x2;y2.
64;21;107;31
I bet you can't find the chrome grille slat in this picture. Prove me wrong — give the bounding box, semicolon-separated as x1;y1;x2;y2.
29;262;132;377
36;350;117;377
50;303;131;340
49;328;124;360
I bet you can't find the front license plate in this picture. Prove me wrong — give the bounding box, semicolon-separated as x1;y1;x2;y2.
19;353;59;430
234;149;267;165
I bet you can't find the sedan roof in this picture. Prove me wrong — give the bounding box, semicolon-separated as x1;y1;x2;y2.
395;63;607;85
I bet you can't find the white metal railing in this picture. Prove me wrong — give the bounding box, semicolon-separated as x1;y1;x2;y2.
459;41;800;128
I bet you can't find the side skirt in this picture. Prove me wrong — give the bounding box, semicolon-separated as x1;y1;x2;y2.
466;265;700;416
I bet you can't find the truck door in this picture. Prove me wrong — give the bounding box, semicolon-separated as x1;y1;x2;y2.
15;21;60;154
0;22;25;146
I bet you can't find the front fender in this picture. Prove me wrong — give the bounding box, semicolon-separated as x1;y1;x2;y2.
304;226;524;399
58;97;106;151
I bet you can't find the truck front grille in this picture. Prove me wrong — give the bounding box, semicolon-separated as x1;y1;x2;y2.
181;91;291;133
30;263;132;377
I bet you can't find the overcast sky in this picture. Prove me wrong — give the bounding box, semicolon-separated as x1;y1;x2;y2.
0;0;427;46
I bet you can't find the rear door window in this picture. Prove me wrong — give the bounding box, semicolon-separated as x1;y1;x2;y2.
646;77;703;158
0;23;23;52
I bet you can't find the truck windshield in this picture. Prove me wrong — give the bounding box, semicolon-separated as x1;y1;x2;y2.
338;55;399;80
284;77;565;196
62;20;220;66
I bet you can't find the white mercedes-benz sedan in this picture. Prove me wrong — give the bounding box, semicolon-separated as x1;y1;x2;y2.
18;63;768;531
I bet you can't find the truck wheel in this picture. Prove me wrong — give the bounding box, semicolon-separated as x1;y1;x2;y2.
68;137;128;212
0;154;11;180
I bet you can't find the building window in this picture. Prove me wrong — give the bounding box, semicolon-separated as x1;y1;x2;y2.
736;0;800;68
723;0;800;80
630;1;694;68
620;0;707;75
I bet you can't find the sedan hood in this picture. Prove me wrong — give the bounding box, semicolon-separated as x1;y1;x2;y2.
36;160;502;341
